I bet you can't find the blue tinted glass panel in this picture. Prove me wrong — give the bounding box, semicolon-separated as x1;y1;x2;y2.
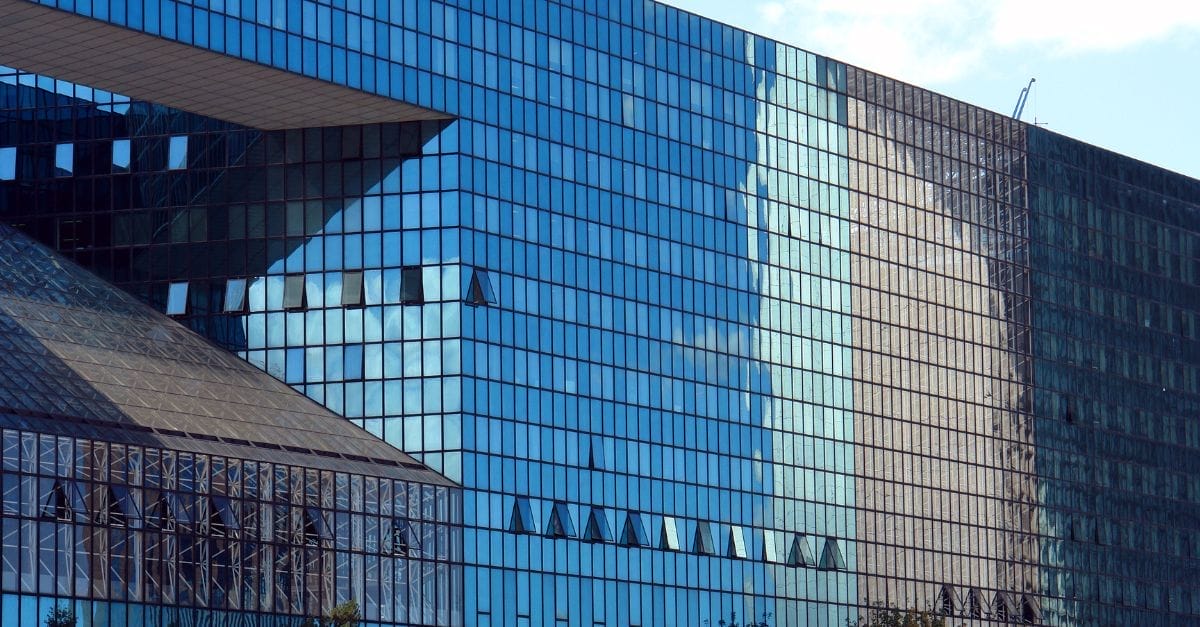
112;139;130;171
168;136;188;170
53;144;72;176
166;281;188;315
0;147;14;180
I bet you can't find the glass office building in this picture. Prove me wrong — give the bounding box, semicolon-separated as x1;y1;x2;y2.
0;0;1198;625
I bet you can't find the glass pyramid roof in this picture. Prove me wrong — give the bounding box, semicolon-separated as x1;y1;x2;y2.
0;223;453;486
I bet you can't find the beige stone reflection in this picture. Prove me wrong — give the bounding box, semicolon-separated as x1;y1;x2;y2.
845;91;1039;618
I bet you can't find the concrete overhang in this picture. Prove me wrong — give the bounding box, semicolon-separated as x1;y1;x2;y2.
0;0;448;129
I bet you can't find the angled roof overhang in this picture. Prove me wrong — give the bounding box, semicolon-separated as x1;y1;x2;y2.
0;0;447;129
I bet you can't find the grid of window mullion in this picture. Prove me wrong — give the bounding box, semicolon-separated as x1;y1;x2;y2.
0;428;459;624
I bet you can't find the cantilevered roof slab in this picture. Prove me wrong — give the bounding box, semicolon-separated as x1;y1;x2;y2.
0;0;447;129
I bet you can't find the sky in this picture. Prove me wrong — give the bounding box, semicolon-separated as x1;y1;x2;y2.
658;0;1200;180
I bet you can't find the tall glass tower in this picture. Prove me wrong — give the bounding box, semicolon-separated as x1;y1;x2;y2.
1;0;1198;625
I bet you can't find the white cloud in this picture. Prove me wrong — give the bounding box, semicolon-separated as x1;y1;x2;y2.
673;0;1200;85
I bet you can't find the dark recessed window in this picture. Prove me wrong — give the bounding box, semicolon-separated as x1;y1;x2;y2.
166;281;189;316
399;266;424;304
223;278;247;312
54;143;73;177
466;267;497;305
283;275;306;310
168;135;188;170
341;270;364;307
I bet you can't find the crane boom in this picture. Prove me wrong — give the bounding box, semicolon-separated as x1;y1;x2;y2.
1012;78;1036;120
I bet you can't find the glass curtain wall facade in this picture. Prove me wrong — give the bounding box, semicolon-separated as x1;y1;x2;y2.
0;0;1198;625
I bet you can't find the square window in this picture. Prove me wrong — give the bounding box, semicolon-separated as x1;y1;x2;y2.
400;266;424;304
54;143;73;176
166;282;189;316
341;271;364;307
112;139;130;172
224;278;247;312
168;135;188;170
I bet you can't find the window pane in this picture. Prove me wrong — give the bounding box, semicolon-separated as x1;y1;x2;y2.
224;279;247;312
112;139;130;172
341;271;364;307
168;136;188;170
0;147;14;180
283;275;306;309
54;144;73;176
399;266;424;304
166;282;189;315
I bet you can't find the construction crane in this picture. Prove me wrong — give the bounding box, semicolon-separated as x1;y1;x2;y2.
1012;78;1036;121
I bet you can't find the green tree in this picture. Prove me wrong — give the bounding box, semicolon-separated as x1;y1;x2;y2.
45;605;76;627
327;600;361;627
850;606;951;627
707;610;773;627
299;599;362;627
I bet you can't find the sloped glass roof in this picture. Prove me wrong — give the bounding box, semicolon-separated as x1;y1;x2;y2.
0;223;453;486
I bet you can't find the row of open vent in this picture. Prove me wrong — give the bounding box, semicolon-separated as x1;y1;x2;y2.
507;498;847;569
35;480;432;556
165;267;497;315
935;583;1040;624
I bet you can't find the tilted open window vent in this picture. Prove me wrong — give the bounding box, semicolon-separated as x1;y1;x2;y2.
818;536;846;570
582;507;613;543
620;512;649;547
508;497;536;534
692;521;716;555
466;267;497;306
546;501;577;538
786;533;816;567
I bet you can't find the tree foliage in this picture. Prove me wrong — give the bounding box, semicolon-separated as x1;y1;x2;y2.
45;606;77;627
850;607;950;627
327;600;361;627
709;611;773;627
299;599;362;627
